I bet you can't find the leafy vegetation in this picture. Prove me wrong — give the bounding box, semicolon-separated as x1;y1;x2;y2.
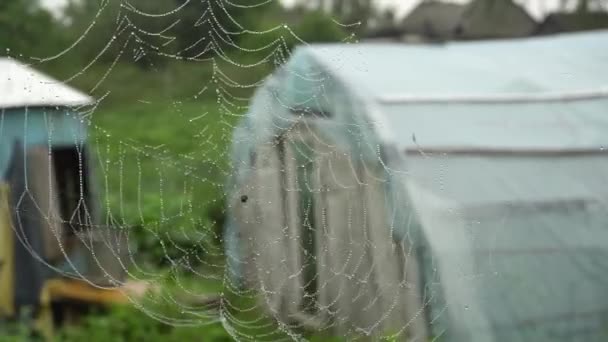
58;305;232;342
0;0;66;57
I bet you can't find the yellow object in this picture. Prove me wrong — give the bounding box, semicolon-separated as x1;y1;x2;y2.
36;284;55;341
45;279;130;305
1;184;53;340
0;184;141;341
0;184;15;317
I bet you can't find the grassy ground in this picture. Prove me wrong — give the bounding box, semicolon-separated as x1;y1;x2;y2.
90;100;234;264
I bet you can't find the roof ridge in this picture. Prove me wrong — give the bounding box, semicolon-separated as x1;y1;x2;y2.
378;87;608;105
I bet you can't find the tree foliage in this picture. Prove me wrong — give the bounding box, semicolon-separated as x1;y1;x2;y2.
301;0;375;31
1;0;350;66
295;10;348;43
0;0;64;58
62;0;285;68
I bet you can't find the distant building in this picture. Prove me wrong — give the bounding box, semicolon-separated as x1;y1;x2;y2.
455;0;536;39
365;0;536;42
401;1;466;41
536;12;608;35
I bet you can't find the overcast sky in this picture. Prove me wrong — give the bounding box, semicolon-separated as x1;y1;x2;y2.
41;0;566;19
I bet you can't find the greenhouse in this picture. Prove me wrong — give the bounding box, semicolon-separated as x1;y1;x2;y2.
226;30;608;341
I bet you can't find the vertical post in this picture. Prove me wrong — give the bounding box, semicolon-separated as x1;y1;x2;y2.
0;184;15;317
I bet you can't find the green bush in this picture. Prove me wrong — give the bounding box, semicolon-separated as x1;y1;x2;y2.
294;11;349;44
58;305;232;342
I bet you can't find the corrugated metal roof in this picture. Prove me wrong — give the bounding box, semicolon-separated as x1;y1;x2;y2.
0;58;94;109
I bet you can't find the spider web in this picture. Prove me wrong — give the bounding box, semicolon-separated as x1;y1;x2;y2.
17;0;608;340
2;0;427;340
6;1;608;342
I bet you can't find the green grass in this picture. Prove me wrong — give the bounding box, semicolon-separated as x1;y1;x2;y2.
87;101;235;271
66;58;265;265
91;100;233;227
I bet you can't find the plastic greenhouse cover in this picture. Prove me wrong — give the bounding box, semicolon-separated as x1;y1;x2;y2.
227;30;608;341
406;154;608;341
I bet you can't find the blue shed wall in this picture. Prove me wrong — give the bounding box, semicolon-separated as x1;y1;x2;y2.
0;108;88;178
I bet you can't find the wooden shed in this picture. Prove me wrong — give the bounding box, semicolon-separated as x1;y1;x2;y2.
0;58;127;328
